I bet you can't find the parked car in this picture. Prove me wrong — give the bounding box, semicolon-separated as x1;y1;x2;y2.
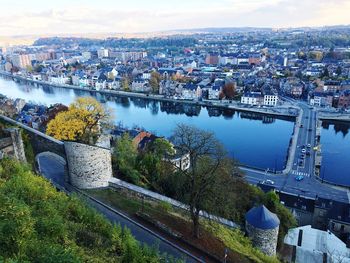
307;144;311;148
295;175;304;181
301;149;306;153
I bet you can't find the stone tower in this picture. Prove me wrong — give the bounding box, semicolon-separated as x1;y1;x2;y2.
245;205;280;256
64;141;112;189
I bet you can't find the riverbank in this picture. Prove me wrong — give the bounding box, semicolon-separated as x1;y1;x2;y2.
318;113;350;122
0;70;297;118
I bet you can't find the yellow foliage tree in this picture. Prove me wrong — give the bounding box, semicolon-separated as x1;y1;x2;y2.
46;97;113;144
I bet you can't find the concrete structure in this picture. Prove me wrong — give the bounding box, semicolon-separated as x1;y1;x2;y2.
64;141;112;189
245;205;280;256
284;225;350;263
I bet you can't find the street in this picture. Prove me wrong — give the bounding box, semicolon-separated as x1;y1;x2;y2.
243;100;350;203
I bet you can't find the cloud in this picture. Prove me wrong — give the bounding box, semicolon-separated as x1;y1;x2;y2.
0;0;348;36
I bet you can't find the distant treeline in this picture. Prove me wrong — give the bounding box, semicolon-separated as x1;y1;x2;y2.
34;37;198;49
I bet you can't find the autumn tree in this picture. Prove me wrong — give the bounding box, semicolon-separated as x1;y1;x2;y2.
220;82;236;100
149;72;162;94
170;124;238;238
46;97;112;144
122;77;130;91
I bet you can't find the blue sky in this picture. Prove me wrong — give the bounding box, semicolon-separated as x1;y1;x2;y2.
0;0;349;36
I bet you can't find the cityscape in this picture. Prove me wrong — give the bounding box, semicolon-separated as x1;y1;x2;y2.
0;1;350;262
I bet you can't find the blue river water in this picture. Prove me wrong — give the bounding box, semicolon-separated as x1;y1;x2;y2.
320;121;350;186
0;77;295;170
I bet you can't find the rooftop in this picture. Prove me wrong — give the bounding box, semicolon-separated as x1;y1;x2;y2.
245;205;280;230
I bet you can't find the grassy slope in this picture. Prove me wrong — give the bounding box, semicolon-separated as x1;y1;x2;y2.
0;159;165;263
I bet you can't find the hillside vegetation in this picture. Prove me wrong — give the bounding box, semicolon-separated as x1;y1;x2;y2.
0;158;166;263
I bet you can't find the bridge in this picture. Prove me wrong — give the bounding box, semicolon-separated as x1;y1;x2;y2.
243;100;350;204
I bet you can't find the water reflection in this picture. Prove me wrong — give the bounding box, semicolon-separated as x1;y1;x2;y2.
0;76;294;170
322;121;350;138
321;121;350;186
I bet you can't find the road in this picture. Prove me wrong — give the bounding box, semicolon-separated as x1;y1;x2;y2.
243;99;350;203
37;154;206;263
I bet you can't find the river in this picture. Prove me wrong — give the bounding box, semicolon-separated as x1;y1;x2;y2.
320;120;350;186
0;77;295;171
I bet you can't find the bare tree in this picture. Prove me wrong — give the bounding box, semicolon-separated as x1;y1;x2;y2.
170;124;235;238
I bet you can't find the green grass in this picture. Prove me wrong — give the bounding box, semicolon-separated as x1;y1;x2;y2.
205;223;280;263
0;159;165;262
89;188;281;263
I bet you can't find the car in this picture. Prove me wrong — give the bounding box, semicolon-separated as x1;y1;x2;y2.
300;154;305;159
295;175;304;181
307;144;311;148
301;149;306;153
300;124;304;128
308;128;312;132
306;151;310;156
264;179;275;185
298;160;304;166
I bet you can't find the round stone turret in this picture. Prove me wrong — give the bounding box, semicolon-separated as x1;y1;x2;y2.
64;141;112;189
245;205;280;256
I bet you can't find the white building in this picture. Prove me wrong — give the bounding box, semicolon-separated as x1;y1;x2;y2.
167;152;190;171
97;48;109;59
284;225;350;263
48;75;70;85
241;92;264;105
263;94;279;106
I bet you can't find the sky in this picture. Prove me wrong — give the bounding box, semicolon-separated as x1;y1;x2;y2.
0;0;349;36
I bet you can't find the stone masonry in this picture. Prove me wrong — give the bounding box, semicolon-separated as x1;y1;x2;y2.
246;221;279;256
7;128;27;163
0;128;26;163
64;141;112;189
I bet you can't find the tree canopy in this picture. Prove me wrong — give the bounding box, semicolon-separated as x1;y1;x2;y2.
46;97;113;144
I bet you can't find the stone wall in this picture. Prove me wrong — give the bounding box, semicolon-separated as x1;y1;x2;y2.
246;221;279;256
64;141;112;189
8;128;27;163
0;128;26;163
0;115;66;160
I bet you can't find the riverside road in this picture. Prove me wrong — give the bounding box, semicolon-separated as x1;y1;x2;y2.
243;100;350;203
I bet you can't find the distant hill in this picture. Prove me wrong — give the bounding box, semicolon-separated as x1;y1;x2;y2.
1;25;349;47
